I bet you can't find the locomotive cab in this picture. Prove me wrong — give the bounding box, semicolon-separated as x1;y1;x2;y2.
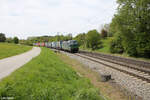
68;40;79;53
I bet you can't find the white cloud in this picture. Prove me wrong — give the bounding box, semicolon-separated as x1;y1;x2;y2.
0;0;117;39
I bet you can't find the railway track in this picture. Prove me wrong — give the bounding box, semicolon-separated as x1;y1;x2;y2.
75;51;150;83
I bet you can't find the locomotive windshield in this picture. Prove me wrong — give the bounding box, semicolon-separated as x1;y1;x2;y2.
70;40;78;44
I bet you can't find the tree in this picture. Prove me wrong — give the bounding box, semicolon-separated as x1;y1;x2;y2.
86;30;101;50
101;29;107;38
65;33;72;40
109;0;150;57
103;24;113;37
0;33;6;42
109;17;119;37
74;33;86;47
110;32;124;53
13;37;19;44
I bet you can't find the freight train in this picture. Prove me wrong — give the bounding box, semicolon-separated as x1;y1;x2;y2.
33;40;79;53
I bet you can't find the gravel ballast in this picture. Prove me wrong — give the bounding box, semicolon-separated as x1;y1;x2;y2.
61;51;150;100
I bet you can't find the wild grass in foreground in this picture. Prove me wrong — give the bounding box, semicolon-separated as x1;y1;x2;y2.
0;43;32;59
58;53;128;100
0;48;104;100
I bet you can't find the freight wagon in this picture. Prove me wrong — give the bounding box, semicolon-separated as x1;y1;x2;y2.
34;40;79;53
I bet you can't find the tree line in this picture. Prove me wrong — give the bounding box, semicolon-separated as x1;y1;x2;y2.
0;33;19;44
22;29;108;50
74;0;150;58
20;34;73;46
109;0;150;58
1;0;150;58
74;29;108;50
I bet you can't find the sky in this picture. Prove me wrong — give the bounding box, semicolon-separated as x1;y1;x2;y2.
0;0;117;39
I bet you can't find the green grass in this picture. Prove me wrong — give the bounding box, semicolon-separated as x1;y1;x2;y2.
96;37;113;54
0;43;32;59
0;48;104;100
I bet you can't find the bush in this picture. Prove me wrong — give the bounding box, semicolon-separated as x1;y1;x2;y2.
136;32;150;58
13;37;19;44
25;41;33;46
123;40;137;57
86;30;102;50
110;33;124;54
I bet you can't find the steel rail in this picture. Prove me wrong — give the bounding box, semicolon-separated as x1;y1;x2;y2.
75;53;150;83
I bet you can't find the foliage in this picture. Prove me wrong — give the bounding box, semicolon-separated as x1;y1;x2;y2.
104;24;113;37
109;0;150;57
74;33;86;47
6;38;13;43
97;37;113;53
101;29;107;38
109;16;119;37
21;40;33;46
22;34;73;46
0;33;6;42
136;32;150;58
110;33;124;54
13;37;19;44
48;34;72;42
0;48;104;100
0;43;32;59
86;30;102;50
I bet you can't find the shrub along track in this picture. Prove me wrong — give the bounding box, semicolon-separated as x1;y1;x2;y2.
76;50;150;83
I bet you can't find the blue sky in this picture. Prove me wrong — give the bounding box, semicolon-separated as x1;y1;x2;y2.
0;0;117;39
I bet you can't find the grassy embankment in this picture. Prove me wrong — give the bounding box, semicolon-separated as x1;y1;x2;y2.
58;53;128;100
0;43;32;59
0;48;104;100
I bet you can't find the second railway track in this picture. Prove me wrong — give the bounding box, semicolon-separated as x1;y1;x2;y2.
75;52;150;83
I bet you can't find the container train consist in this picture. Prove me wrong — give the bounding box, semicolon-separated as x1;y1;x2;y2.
33;40;79;53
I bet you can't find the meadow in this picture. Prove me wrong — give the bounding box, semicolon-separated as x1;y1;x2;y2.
0;48;104;100
0;43;32;59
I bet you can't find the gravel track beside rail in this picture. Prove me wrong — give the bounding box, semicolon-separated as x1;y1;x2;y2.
60;51;150;100
0;47;41;80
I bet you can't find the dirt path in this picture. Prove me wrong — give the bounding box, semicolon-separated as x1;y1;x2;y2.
0;47;41;80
